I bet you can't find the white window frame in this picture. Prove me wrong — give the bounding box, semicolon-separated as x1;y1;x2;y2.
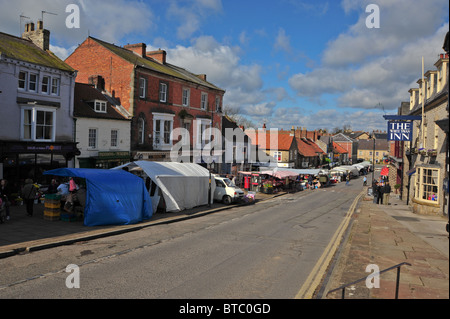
153;113;174;150
159;83;167;102
111;129;119;148
28;73;38;92
51;78;60;96
215;96;221;112
139;77;147;99
20;106;56;142
18;71;27;90
195;118;212;149
415;167;440;203
94;100;107;113
182;88;190;106
138;118;145;145
88;128;98;149
273;151;282;162
42;76;51;94
201;92;208;110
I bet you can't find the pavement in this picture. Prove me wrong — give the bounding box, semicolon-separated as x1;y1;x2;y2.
1;182;448;299
324;191;449;299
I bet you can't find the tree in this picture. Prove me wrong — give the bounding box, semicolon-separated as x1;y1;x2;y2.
223;105;256;129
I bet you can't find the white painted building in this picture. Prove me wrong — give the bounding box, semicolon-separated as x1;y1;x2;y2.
0;22;78;185
73;81;131;168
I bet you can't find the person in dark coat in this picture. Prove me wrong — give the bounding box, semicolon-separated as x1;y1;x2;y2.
21;179;38;216
47;178;59;194
377;181;384;204
382;181;391;205
372;180;379;204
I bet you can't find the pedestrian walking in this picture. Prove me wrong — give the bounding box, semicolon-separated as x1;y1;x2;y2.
363;176;367;186
21;178;38;216
382;181;391;205
0;179;11;221
346;174;350;186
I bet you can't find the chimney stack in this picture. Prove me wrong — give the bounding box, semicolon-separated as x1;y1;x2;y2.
89;75;105;91
124;43;147;58
147;49;167;64
22;20;50;51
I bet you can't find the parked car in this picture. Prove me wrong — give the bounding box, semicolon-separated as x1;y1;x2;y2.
214;176;244;204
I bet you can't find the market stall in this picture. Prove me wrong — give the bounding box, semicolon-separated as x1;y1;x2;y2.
115;161;215;213
44;168;152;226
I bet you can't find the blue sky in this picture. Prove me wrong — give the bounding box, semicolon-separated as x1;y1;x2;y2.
1;0;448;132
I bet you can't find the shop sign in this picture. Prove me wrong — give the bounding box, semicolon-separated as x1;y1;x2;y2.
388;121;413;141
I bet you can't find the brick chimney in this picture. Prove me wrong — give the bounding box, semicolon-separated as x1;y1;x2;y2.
88;75;105;91
197;74;207;81
147;49;166;64
124;43;147;58
22;20;50;51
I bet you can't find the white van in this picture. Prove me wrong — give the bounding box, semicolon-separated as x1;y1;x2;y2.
214;176;244;204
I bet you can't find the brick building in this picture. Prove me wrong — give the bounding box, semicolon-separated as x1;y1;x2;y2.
65;37;225;163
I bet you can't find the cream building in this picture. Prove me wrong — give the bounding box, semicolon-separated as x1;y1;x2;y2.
403;53;448;216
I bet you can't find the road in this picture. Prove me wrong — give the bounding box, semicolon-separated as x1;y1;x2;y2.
0;177;364;299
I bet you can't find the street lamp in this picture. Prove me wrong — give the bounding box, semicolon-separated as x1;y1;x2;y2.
370;133;375;183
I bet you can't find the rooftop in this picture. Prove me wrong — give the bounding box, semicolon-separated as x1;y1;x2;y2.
0;31;74;73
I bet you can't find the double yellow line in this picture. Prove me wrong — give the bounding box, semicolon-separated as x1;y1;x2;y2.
295;190;365;299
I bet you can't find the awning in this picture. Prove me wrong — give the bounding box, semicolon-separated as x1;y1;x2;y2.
380;166;389;176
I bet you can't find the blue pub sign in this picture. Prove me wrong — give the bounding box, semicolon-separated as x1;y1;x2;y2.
388;121;413;141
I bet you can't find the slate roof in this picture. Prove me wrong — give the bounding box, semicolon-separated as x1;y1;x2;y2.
87;37;225;93
0;31;75;72
73;83;130;121
358;139;389;151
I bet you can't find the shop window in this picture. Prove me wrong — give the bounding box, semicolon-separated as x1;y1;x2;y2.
416;168;440;202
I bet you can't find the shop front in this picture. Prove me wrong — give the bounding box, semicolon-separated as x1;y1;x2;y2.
0;141;80;192
78;151;131;169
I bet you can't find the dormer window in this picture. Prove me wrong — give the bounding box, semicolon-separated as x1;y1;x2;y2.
94;100;107;113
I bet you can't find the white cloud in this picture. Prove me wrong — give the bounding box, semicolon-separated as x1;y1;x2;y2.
289;0;449;111
274;28;292;54
161;36;265;112
167;0;223;40
0;0;155;48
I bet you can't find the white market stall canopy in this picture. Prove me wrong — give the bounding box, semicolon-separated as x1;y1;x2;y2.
330;166;358;176
260;168;329;178
114;161;215;213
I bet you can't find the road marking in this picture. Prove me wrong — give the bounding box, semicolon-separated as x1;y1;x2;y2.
295;189;365;299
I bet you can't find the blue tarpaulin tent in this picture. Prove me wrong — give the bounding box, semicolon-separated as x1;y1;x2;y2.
44;168;153;226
